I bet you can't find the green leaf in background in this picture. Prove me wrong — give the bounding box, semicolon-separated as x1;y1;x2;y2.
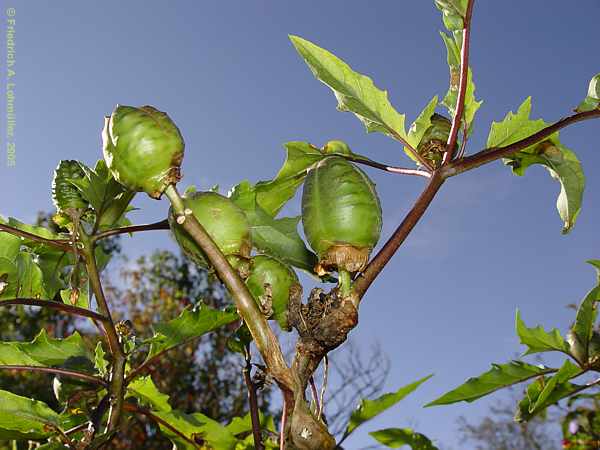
370;427;439;449
439;32;482;135
230;181;319;275
94;342;109;378
588;259;600;284
406;96;439;163
290;35;410;146
253;141;323;217
576;73;600;112
146;303;238;360
152;409;239;450
345;374;432;437
0;329;89;366
0;390;60;440
427;361;555;406
127;376;172;412
515;309;570;355
488;97;585;234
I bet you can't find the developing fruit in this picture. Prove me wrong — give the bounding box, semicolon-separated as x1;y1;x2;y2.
245;255;300;331
417;113;454;167
52;160;88;214
302;156;382;276
103;105;184;199
169;192;251;272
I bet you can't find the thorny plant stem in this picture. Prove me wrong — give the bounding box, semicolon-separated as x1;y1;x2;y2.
164;184;294;393
0;365;107;386
244;346;264;450
81;233;126;434
92;219;170;243
0;223;73;252
443;0;475;164
0;298;110;323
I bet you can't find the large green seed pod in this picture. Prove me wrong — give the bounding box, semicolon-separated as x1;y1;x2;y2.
417;113;454;168
52;160;88;213
246;255;300;331
169;191;251;270
103;105;184;199
302;156;382;275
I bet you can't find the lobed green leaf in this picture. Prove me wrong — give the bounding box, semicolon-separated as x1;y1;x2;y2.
127;376;172;412
0;390;60;440
290;35;410;147
427;361;555;406
515;309;569;355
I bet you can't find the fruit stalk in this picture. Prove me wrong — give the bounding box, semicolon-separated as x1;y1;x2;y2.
164;184;294;392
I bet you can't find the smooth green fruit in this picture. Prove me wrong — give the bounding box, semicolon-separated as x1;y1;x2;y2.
322;140;352;156
417;113;454;168
103;105;184;199
52;160;88;213
169;192;252;270
246;255;300;331
302;156;382;275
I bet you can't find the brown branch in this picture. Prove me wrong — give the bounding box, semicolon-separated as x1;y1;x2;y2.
0;298;110;323
389;129;434;172
92;219;170;243
443;0;475;164
0;365;107;386
442;109;600;177
124;403;200;449
343;156;431;178
0;223;73;252
244;347;264;450
353;172;445;299
164;185;294;393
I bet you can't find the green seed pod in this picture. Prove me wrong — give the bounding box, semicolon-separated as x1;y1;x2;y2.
103;105;184;199
417;113;454;168
169;191;252;270
322;140;352;156
52;160;88;213
246;255;300;331
302;156;382;275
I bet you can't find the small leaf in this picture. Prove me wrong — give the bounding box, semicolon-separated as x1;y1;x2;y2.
405;96;439;162
345;374;432;437
290;35;409;145
230;181;319;276
0;390;60;440
576;73;600;112
529;359;581;415
370;427;439;449
146;303;238;360
253;142;323;217
439;32;482;135
488;98;585;233
127;376;172;412
570;282;600;358
588;259;600;284
434;0;467;32
515;309;569;355
94;342;109;378
0;329;89;367
427;361;555;406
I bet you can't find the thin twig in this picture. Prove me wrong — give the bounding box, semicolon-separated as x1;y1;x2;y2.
443;109;600;177
0;223;73;252
164;185;294;393
0;365;107;386
309;376;320;414
124;403;200;448
0;298;110;323
387;128;434;171
443;0;475;164
65;422;90;436
343;156;431;178
92;219;170;243
353;172;445;299
280;396;289;450
243;346;264;450
318;355;329;420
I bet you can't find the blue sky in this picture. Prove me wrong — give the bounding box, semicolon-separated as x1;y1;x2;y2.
1;1;599;448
